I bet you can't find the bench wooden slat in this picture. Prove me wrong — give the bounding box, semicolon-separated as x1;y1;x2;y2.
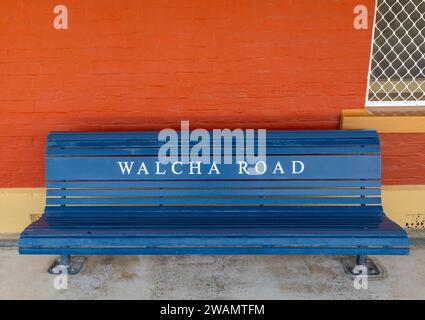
46;197;382;206
46;146;380;156
45;155;381;180
47;138;379;148
43;205;385;216
19;247;409;256
47;180;382;188
46;188;381;197
27;217;401;231
23;213;405;235
47;130;379;141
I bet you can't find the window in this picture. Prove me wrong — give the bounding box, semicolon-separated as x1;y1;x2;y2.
366;0;425;109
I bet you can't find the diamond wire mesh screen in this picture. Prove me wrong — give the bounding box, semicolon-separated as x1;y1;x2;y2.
367;0;425;107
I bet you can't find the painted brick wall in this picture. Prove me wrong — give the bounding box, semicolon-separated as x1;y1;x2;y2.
0;0;424;187
380;134;425;185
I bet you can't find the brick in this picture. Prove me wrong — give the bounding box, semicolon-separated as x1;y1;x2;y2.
1;0;423;187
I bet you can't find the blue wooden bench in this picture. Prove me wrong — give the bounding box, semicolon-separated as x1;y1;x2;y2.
19;129;409;274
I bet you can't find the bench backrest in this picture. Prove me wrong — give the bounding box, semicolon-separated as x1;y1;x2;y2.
45;130;382;209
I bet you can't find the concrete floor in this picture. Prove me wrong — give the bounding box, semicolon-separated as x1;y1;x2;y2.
0;247;424;299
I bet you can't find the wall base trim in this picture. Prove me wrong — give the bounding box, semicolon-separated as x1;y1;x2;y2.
340;109;425;133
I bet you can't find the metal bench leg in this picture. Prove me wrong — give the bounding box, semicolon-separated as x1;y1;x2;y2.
60;254;70;268
342;254;383;278
48;255;87;275
357;254;367;267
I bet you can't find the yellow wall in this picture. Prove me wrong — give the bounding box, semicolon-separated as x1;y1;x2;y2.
382;185;425;229
1;187;424;234
0;188;45;234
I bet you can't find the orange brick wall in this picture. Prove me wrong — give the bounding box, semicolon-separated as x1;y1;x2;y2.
0;0;424;187
380;134;425;185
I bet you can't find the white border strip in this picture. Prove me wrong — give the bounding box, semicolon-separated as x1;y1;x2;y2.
366;101;425;107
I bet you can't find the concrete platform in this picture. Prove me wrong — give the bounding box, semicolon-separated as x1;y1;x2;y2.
0;247;424;299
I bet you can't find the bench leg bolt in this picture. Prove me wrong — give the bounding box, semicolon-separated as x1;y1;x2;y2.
48;255;87;275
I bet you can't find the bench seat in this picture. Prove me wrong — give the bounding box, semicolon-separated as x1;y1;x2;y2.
19;130;409;262
20;206;408;255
